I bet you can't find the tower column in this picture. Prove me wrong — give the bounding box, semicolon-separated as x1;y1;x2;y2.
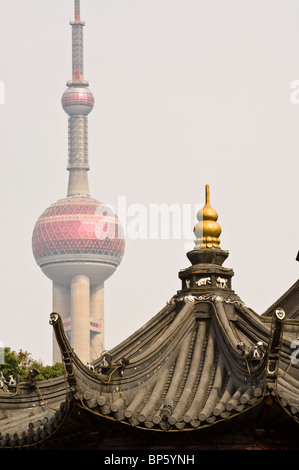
52;282;70;364
90;283;105;361
71;22;84;82
67;113;90;196
71;274;90;363
67;168;90;196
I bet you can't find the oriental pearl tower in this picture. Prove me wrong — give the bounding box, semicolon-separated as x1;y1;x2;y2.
32;0;125;365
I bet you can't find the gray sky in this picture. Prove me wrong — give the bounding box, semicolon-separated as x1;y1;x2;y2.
0;0;298;365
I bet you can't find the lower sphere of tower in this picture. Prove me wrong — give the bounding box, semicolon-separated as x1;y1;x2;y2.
32;196;125;286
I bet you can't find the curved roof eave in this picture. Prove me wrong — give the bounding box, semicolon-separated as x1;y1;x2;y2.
1;294;299;448
47;294;299;432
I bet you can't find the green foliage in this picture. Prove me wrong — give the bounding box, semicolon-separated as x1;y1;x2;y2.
0;347;64;385
33;362;64;381
0;348;28;382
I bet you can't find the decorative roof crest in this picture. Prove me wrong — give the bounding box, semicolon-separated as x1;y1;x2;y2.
193;184;221;249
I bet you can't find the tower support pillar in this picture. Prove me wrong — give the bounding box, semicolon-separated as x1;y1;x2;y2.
52;282;70;364
90;283;105;361
71;274;90;363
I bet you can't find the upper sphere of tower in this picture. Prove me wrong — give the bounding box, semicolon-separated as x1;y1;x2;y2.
32;196;125;285
61;86;94;116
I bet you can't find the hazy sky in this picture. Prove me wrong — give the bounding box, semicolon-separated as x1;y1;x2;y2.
0;0;298;365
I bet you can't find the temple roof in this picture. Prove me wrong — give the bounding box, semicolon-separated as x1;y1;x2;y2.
66;292;299;426
1;288;299;449
263;279;299;319
1;186;298;449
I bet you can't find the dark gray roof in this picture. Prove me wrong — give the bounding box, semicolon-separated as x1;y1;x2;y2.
263;279;299;319
1;248;299;449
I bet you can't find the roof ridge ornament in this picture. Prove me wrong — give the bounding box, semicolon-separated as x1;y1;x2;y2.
185;184;229;267
194;184;221;249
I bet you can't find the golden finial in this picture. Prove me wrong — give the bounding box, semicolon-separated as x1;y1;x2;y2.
193;184;221;249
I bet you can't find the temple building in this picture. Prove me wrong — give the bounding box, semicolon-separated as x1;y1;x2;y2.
0;185;298;450
0;0;298;451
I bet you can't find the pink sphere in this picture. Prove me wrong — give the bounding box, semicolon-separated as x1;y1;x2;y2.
32;197;125;276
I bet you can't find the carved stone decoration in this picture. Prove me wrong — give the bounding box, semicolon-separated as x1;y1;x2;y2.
216;277;227;288
0;373;6;390
196;277;211;287
0;372;18;392
247;341;265;360
185;295;195;302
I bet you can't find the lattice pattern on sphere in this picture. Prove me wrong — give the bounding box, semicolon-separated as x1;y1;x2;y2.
32;197;125;261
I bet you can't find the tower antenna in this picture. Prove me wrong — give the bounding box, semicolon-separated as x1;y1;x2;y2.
71;0;85;83
75;0;80;22
61;0;94;196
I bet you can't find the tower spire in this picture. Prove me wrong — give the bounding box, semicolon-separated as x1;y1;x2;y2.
75;0;80;22
61;0;94;196
71;0;85;84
